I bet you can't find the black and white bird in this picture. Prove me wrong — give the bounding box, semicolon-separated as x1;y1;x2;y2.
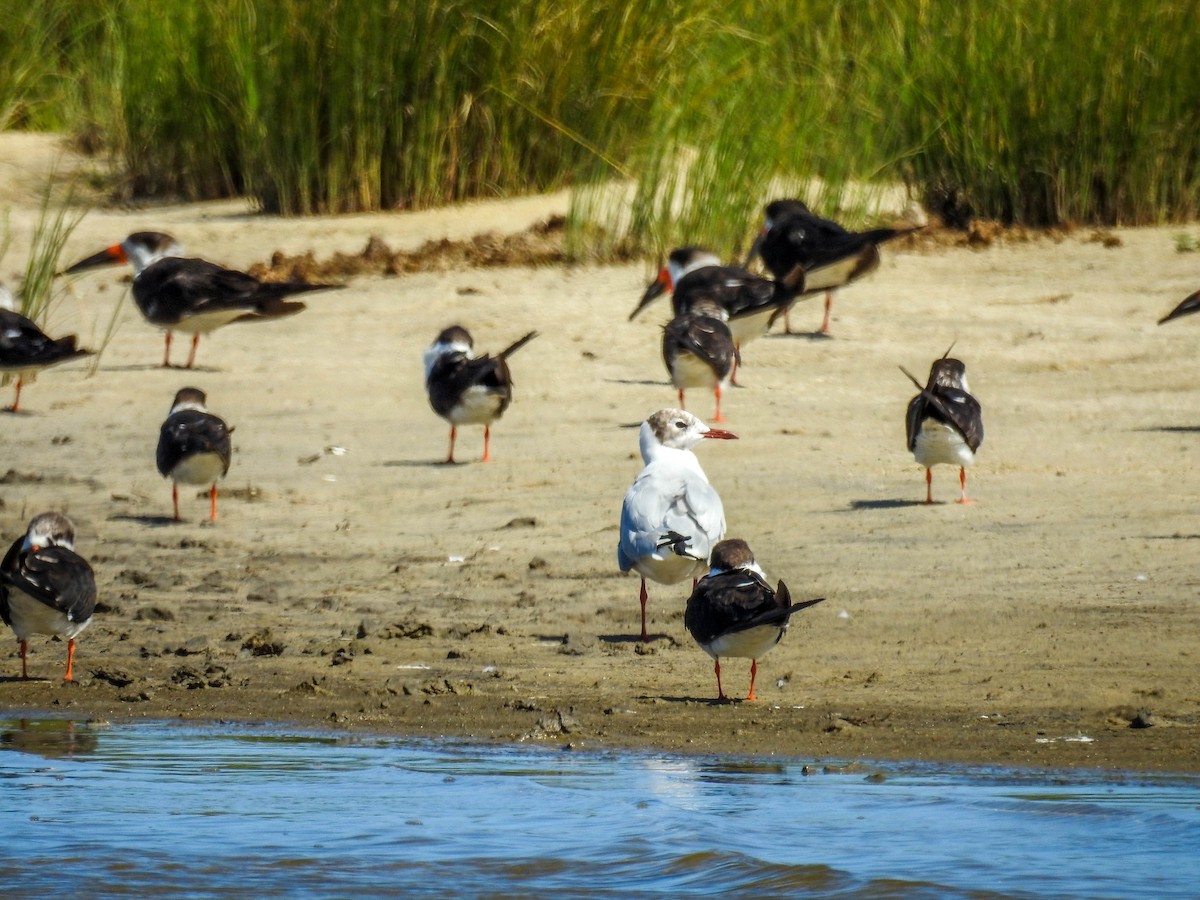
631;247;785;384
685;538;824;701
0;512;97;681
0;284;93;412
1158;289;1200;325
63;231;340;368
423;325;537;464
903;355;984;504
745;199;921;335
618;408;737;642
156;387;233;521
661;298;737;423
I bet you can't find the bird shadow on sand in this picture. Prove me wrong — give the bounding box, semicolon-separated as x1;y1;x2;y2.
0;675;54;684
109;513;181;528
1145;533;1200;541
654;694;740;706
99;363;221;374
606;377;671;388
382;458;463;468
598;633;673;644
765;330;835;341
1140;425;1200;434
847;499;928;510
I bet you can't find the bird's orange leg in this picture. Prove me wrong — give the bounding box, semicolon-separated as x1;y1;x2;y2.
172;482;182;521
925;468;934;504
6;378;23;413
746;659;758;701
446;426;457;464
65;638;77;681
20;639;28;679
714;658;727;701
162;331;173;368
185;334;200;369
209;483;219;520
713;385;725;423
819;292;833;334
481;426;493;462
956;467;974;504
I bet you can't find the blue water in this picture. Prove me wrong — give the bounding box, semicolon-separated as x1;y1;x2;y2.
2;718;1198;898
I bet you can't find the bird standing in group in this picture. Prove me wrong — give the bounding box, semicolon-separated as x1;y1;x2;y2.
618;408;738;642
631;247;785;385
63;231;341;368
745;199;922;335
903;354;984;504
0;512;97;681
156;387;233;521
684;538;824;701
0;284;93;412
424;325;538;464
661;298;737;423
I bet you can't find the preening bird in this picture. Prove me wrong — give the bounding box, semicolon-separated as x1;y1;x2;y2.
0;283;93;412
685;538;824;701
424;325;537;463
902;353;984;504
745;198;921;335
661;298;737;423
1;512;97;681
156;387;233;521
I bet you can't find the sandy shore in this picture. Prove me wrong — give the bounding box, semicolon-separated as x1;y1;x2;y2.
2;134;1198;773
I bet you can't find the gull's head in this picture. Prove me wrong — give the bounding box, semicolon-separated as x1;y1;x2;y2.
22;511;76;553
640;408;737;460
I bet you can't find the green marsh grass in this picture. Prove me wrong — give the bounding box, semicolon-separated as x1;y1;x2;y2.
7;0;1200;257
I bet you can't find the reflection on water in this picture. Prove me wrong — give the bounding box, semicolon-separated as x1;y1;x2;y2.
2;716;1199;898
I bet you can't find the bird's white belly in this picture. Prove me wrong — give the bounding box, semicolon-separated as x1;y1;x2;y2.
670;352;722;390
632;551;706;586
170;452;227;485
5;589;91;640
706;623;784;660
728;308;773;346
449;386;504;425
914;420;975;469
176;309;254;335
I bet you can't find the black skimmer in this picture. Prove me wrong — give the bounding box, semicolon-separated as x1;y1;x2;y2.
661;299;737;422
745;199;921;335
0;284;94;412
63;231;341;368
618;408;737;642
684;538;824;701
1;512;97;681
631;247;785;384
156;387;233;521
424;325;538;464
1158;289;1200;325
902;354;984;504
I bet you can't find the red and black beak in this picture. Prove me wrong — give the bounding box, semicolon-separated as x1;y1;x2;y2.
61;244;127;276
628;267;672;321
